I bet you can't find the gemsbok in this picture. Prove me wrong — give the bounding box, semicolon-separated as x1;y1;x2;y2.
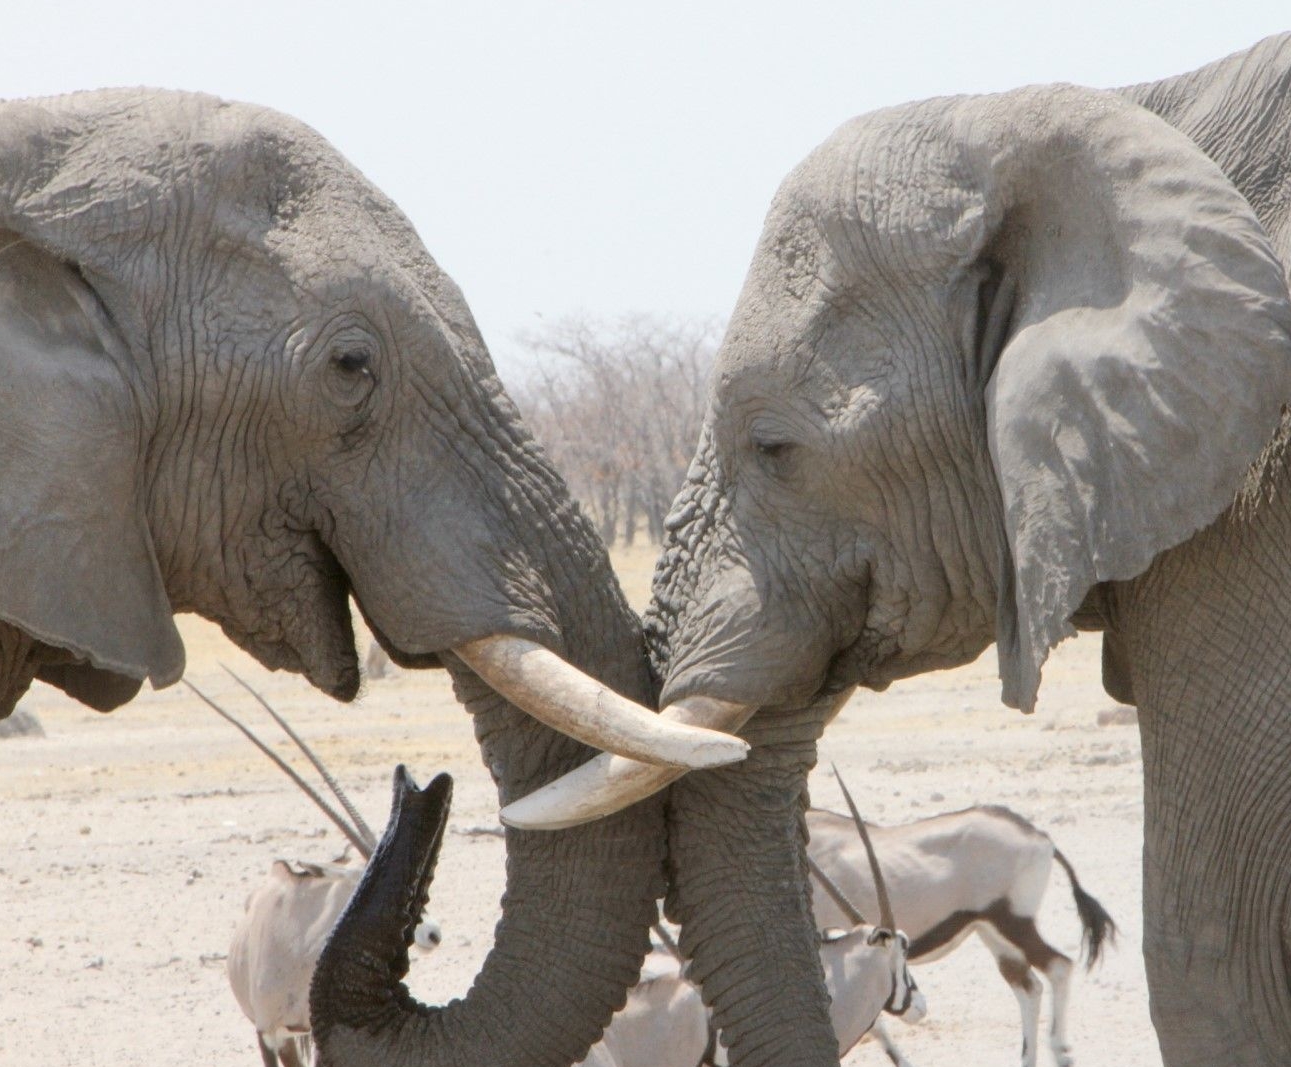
807;803;1116;1067
190;673;440;1067
583;771;925;1067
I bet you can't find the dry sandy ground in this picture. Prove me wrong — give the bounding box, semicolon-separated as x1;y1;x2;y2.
0;545;1158;1067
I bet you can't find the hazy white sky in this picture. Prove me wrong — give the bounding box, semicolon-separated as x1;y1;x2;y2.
4;2;1288;378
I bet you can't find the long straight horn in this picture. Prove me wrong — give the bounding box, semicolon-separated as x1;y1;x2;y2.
833;764;895;932
222;665;377;851
806;854;867;927
652;922;685;964
186;680;372;860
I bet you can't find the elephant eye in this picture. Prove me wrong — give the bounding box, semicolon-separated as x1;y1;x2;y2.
327;347;378;407
751;435;800;477
335;349;373;377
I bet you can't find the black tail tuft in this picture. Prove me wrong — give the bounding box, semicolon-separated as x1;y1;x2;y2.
1053;848;1117;969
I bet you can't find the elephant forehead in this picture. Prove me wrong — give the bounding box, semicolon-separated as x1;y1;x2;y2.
21;90;474;329
771;98;985;272
715;279;941;421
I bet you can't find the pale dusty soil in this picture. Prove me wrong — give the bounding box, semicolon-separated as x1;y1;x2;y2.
0;544;1158;1067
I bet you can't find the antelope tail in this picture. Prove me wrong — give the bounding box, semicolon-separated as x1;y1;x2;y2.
1053;848;1117;969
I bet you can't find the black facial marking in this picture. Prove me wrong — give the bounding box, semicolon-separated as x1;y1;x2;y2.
884;970;918;1016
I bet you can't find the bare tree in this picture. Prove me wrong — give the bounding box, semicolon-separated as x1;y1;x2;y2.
512;315;719;547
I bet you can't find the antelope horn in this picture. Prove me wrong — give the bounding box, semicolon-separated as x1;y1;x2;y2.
806;854;867;927
652;922;685;964
833;764;895;933
222;665;378;851
185;679;372;859
499;696;756;829
455;636;750;770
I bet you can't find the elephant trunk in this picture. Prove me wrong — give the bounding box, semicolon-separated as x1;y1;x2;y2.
666;701;846;1067
640;435;857;1066
313;395;671;1066
500;429;863;831
311;632;668;1067
313;726;666;1067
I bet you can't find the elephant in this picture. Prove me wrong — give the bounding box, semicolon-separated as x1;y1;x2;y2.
492;33;1291;1067
0;88;752;1067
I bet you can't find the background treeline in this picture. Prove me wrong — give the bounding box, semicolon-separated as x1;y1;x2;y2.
512;315;719;547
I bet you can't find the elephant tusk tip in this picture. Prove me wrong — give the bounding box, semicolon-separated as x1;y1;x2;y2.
498;735;747;830
683;733;750;769
454;635;750;768
497;799;592;832
498;698;758;830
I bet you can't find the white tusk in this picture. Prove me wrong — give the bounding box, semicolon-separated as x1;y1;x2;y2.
453;636;751;770
498;696;756;829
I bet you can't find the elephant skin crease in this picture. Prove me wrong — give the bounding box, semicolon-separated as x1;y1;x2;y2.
0;90;667;1067
634;33;1291;1067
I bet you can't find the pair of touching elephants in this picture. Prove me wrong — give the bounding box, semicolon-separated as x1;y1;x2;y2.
3;32;1291;1067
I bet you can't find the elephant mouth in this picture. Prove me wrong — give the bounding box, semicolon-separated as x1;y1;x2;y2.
363;612;443;671
498;577;879;831
221;530;363;704
823;628;894;695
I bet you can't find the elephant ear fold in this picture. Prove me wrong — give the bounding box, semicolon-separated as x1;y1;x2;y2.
0;235;184;693
972;88;1291;711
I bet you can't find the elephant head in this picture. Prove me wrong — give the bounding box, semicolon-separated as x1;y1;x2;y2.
0;89;748;1066
501;46;1291;1067
638;83;1291;718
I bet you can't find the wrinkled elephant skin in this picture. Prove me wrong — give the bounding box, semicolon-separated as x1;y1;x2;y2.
0;91;668;1067
641;35;1291;1067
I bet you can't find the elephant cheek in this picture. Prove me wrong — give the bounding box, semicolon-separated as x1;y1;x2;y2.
331;488;558;663
659;577;841;711
225;524;362;702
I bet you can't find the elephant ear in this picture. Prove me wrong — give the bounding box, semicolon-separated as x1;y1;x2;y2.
0;234;184;698
962;87;1291;711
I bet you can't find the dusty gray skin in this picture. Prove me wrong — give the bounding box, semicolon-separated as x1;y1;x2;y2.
0;90;667;1066
634;35;1291;1067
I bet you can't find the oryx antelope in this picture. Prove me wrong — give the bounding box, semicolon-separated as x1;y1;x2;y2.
191;673;441;1067
583;773;925;1067
806;803;1116;1067
577;939;709;1067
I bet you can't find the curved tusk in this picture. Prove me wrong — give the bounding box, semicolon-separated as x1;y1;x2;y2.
499;696;756;829
454;636;751;771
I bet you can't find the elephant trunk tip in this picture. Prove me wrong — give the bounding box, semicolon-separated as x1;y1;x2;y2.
310;768;453;1044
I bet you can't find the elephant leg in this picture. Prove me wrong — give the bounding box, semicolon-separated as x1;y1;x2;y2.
665;706;838;1067
1134;696;1291;1067
1108;470;1291;1067
0;622;40;718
